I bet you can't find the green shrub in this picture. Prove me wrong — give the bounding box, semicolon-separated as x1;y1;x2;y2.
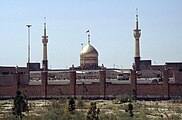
12;90;28;119
126;103;134;117
100;110;133;120
58;98;67;104
99;112;116;120
3;112;18;120
131;89;137;101
87;102;100;120
171;114;181;120
116;95;131;103
68;98;76;112
135;109;149;120
77;98;85;109
40;99;85;120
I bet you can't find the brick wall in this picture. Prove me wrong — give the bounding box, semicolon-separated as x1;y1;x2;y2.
1;70;182;99
137;84;164;97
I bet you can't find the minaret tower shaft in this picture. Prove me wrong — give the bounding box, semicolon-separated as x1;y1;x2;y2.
133;9;141;71
42;21;48;70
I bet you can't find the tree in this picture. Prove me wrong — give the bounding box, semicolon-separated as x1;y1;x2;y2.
131;89;137;101
87;102;100;120
22;90;28;111
68;97;76;112
82;82;88;99
12;90;28;119
125;103;134;117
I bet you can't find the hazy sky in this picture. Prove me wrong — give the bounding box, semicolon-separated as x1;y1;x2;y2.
0;0;182;69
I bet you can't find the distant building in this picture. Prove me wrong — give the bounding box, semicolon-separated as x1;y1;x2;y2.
166;62;182;71
27;63;40;71
0;66;29;85
140;60;152;70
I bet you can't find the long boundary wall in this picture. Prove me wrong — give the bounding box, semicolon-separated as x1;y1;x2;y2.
0;69;182;99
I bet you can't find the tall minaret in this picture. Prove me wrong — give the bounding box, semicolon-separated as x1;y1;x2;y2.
42;20;48;70
133;9;141;71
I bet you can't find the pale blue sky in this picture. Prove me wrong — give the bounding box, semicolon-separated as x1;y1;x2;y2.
0;0;182;69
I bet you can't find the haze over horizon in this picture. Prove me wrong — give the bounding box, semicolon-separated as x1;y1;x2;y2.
0;0;182;69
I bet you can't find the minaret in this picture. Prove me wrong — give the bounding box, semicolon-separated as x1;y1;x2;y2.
133;9;141;71
42;20;48;70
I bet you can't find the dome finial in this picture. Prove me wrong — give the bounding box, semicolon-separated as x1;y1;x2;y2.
86;30;90;44
88;34;90;44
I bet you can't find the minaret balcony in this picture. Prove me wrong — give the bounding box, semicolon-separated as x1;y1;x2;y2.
133;30;141;38
42;39;48;43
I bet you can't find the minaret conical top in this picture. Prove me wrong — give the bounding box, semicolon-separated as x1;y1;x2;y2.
136;8;139;30
133;8;141;42
43;17;47;37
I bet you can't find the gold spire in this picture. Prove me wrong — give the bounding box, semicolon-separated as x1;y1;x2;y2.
88;34;90;44
86;30;90;44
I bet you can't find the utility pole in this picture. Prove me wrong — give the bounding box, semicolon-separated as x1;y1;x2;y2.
26;24;32;65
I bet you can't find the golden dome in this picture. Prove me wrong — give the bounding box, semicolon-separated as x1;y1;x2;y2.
80;43;98;57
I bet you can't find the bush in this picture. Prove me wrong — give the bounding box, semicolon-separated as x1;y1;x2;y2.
134;110;148;120
172;97;182;103
99;112;116;120
12;90;28;119
131;89;137;101
42;102;85;120
77;98;85;109
171;114;181;120
68;98;76;112
87;102;100;120
116;95;131;103
100;110;132;120
126;103;134;117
